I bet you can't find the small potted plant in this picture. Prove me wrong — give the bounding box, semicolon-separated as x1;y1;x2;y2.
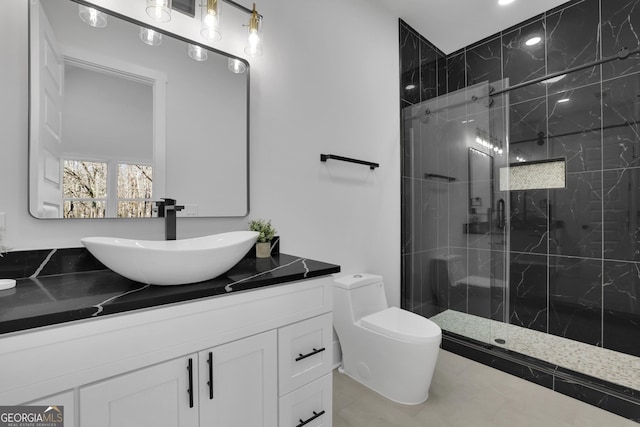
249;219;277;258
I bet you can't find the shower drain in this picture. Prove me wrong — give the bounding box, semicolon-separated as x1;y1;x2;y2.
494;338;506;345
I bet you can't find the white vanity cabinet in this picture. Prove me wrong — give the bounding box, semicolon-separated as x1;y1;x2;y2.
197;331;277;427
279;373;333;427
2;276;334;427
80;331;277;427
278;313;334;427
80;355;199;427
23;390;75;427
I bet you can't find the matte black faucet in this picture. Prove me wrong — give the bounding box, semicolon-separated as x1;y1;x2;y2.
155;198;184;240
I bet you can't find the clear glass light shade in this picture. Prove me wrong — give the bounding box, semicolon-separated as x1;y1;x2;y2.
78;5;107;28
188;44;208;61
228;58;246;74
201;2;221;41
244;25;263;57
146;0;172;23
139;27;162;46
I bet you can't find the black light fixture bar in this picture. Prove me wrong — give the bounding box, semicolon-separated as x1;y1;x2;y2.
221;0;263;18
172;0;263;19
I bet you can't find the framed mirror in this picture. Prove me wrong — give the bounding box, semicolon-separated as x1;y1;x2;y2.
29;0;249;219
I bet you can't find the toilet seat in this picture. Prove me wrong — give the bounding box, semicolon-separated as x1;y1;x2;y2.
360;307;441;343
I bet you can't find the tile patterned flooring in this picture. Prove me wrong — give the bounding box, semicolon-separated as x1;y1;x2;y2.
333;350;638;427
430;310;640;391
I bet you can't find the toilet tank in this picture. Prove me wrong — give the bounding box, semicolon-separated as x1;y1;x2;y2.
334;274;388;321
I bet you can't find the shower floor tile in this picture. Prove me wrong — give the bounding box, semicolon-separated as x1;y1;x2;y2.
430;309;640;392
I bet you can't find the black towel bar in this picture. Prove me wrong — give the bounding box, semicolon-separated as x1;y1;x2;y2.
320;154;379;170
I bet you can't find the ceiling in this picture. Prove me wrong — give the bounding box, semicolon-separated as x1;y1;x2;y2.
373;0;572;54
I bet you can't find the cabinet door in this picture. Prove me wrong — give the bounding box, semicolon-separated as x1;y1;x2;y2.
199;330;277;427
80;356;198;427
23;390;75;427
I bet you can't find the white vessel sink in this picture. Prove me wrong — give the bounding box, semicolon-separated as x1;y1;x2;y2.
81;231;259;286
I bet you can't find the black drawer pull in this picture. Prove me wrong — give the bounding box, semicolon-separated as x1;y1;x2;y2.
187;358;194;408
296;410;325;427
295;347;326;362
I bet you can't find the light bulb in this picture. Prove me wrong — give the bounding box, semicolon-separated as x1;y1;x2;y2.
228;58;247;74
201;0;221;41
188;44;208;61
79;5;107;28
140;27;162;46
245;31;262;57
146;0;172;23
244;4;263;57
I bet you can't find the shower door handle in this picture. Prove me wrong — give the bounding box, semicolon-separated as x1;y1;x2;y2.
497;199;505;230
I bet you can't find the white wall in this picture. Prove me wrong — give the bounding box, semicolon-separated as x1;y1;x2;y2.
63;66;153;161
0;0;401;305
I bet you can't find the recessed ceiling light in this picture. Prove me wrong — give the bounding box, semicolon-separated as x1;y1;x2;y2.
557;98;570;103
498;0;516;5
541;74;566;84
525;36;542;46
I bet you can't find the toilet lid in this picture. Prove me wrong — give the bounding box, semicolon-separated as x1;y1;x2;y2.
360;307;442;343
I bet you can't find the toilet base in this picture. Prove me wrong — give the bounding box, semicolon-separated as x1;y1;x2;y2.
337;366;430;405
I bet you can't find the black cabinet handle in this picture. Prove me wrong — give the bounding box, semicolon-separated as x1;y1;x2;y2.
296;410;325;427
187;358;194;408
295;347;326;362
207;351;214;399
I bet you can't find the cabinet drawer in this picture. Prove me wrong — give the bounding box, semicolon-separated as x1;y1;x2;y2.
278;313;333;396
279;372;332;427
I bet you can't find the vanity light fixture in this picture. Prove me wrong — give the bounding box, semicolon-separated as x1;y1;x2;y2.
475;128;504;155
140;27;163;45
141;0;265;58
194;0;265;57
525;36;541;46
244;3;263;57
228;58;247;73
188;44;208;61
146;0;173;23
78;5;107;28
201;0;222;41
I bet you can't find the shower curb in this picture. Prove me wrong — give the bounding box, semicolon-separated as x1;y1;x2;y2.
442;332;640;423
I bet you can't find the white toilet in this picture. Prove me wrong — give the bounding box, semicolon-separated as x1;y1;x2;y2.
333;273;442;405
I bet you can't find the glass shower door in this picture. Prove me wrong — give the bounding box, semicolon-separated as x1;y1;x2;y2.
401;79;511;348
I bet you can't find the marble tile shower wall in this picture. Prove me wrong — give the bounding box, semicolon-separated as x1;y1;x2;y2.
400;0;640;359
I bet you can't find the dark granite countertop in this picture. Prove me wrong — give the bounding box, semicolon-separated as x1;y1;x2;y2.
0;253;340;335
